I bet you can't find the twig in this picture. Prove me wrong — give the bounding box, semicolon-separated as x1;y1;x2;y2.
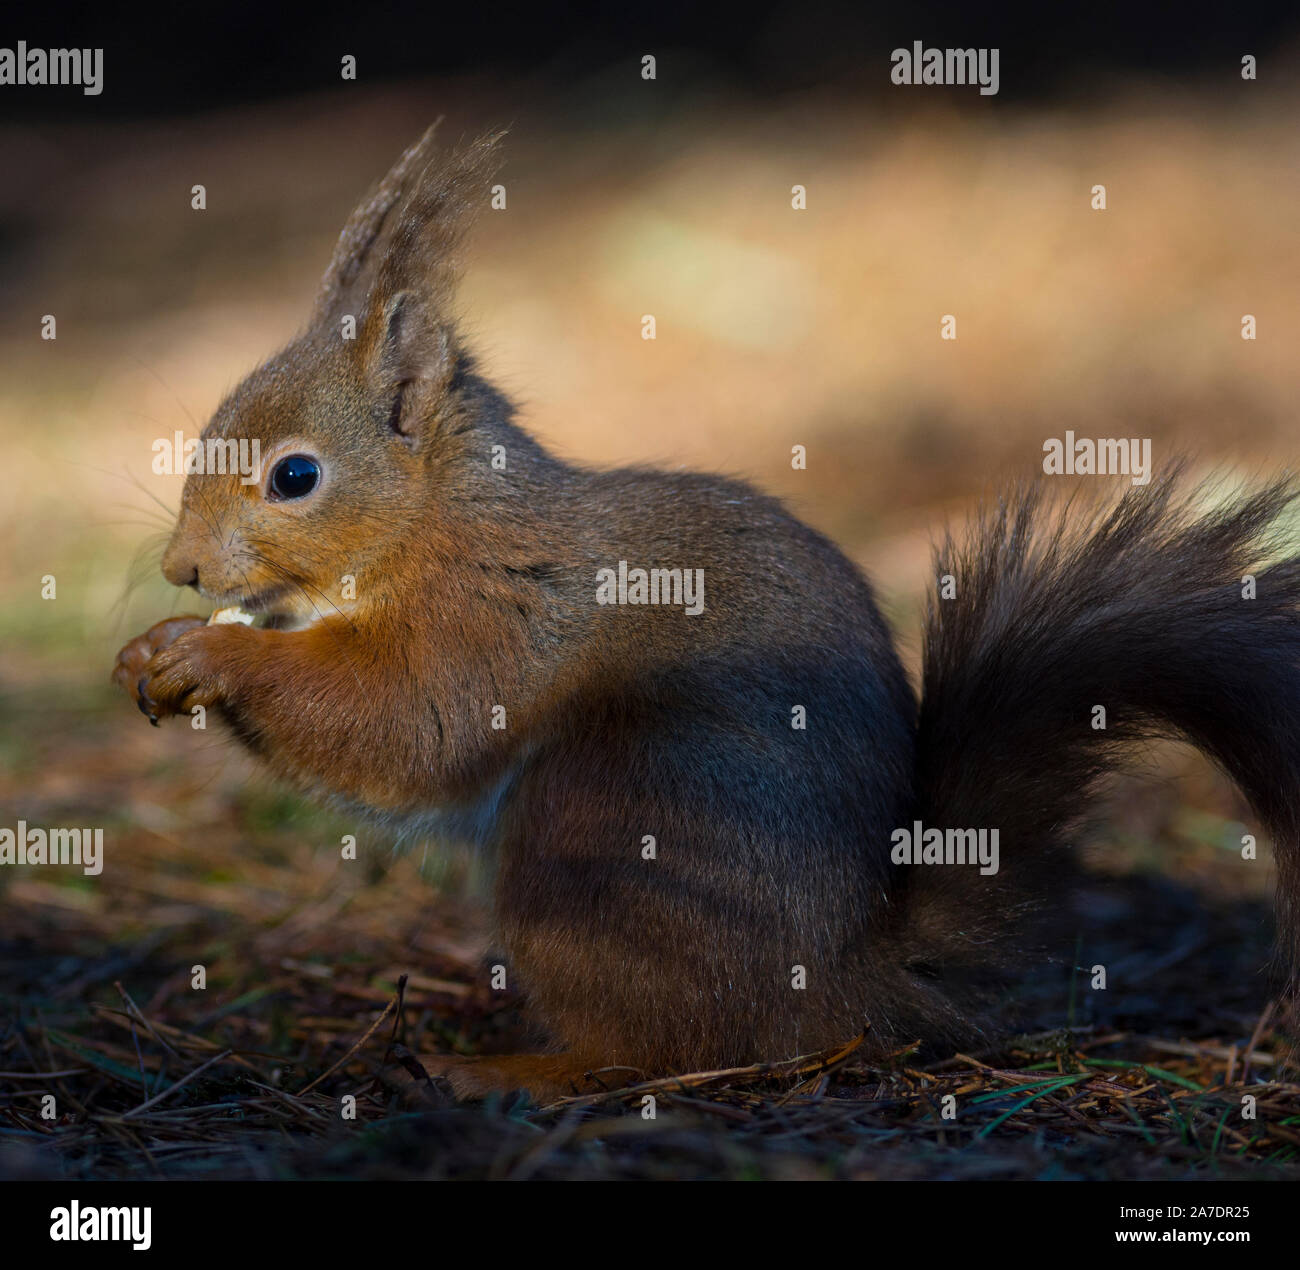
297;996;396;1096
1243;999;1275;1084
120;1049;233;1118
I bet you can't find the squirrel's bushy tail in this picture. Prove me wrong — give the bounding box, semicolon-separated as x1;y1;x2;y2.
901;467;1300;1024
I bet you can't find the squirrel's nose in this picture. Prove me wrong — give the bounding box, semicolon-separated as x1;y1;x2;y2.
161;547;199;590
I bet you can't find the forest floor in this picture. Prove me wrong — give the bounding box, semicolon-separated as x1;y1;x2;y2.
1;664;1295;1181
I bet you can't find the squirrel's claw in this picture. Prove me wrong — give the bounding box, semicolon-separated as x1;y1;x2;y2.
112;615;207;723
136;678;159;725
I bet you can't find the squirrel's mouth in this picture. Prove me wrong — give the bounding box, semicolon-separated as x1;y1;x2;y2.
206;586;318;632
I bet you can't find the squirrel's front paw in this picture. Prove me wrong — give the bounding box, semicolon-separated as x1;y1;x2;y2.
112;617;221;724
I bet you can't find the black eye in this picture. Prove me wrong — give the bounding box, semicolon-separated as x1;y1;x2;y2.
269;455;320;501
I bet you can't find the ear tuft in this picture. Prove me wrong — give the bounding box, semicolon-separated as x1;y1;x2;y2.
369;128;505;315
316;123;504;445
312;122;505;326
313;120;443;320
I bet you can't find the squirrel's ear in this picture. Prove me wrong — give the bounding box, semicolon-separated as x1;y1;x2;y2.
311;122;503;327
368;288;461;446
317;124;503;444
312;121;442;321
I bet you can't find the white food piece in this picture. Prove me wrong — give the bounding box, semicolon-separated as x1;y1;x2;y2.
208;606;257;626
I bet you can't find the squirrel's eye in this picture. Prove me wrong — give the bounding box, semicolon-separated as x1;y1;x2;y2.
268;454;320;501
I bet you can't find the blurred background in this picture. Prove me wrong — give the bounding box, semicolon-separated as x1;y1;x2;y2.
2;2;1299;1177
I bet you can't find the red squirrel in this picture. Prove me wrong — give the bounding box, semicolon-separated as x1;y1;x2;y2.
113;124;1300;1101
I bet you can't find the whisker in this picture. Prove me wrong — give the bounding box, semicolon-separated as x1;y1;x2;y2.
243;538;362;636
233;548;367;694
130;356;200;432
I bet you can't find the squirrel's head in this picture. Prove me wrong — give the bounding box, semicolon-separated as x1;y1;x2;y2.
160;123;505;629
